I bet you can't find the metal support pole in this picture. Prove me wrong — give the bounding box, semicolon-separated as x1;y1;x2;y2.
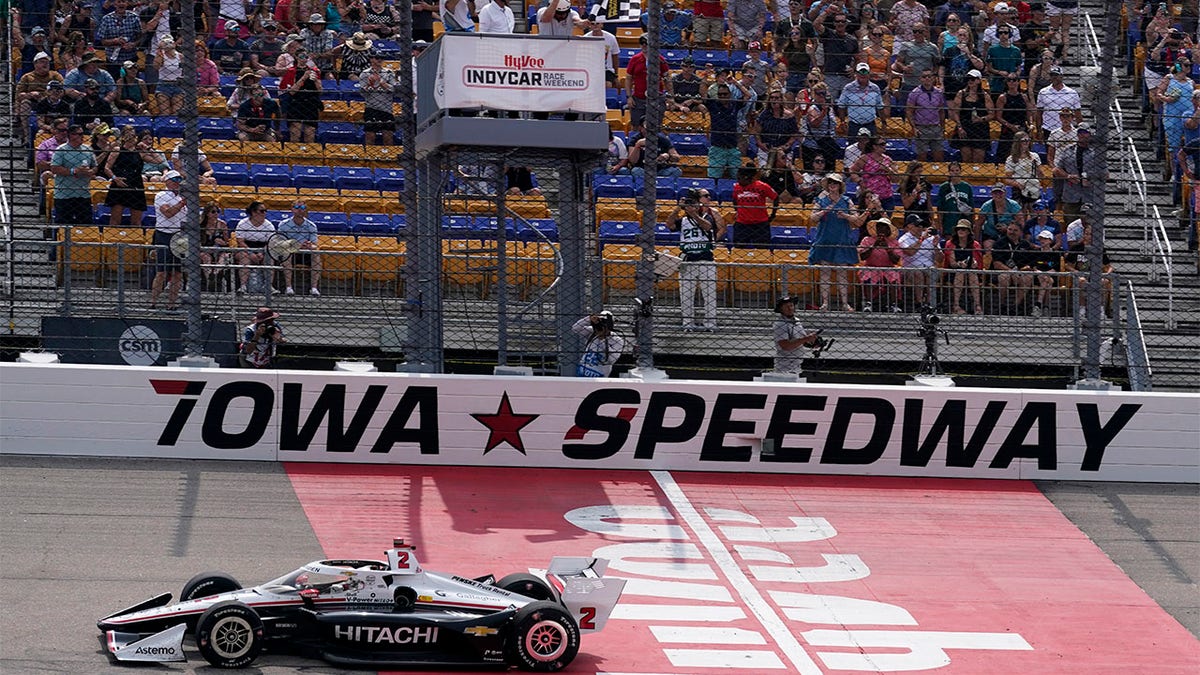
406;154;443;371
1077;3;1120;388
179;0;204;356
557;156;590;377
634;5;663;371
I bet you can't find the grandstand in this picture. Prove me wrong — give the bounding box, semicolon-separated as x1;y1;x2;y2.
1;1;1196;388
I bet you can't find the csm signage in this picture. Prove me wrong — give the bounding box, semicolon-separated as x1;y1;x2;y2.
435;33;605;113
40;316;238;367
2;364;1197;483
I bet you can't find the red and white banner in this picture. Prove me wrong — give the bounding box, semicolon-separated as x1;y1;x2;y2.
435;33;606;113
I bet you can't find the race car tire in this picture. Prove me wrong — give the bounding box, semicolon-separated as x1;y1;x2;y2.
180;571;241;601
496;573;556;602
195;601;264;669
394;586;417;609
506;601;580;672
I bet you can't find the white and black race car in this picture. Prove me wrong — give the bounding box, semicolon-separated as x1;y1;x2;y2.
97;539;625;671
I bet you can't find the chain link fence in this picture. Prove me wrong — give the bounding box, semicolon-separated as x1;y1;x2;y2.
5;1;1190;389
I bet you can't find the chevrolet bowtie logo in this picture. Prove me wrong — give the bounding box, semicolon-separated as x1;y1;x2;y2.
464;626;498;637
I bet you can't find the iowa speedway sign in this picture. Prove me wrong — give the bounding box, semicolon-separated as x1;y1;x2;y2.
1;364;1196;482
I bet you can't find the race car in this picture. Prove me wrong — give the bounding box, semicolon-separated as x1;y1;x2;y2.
97;539;625;671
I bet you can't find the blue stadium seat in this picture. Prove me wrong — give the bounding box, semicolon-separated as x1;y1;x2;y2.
218;74;238;90
771;226;811;249
605;88;627;110
259;76;279;91
374;168;405;192
293;165;334;189
152;116;184;137
676;177;717;195
972;184;993;206
332;166;376;190
250;163;294;188
885;139;915;161
309;211;350;233
661;49;689;67
442;215;474;237
198;117;236;140
374;39;400;57
337;80;364;101
598;220;639;244
112;115;151;134
265;210;289;224
716;178;736;202
618;48;638;68
654;178;679;201
211;161;251;185
593;174;638;199
471;216;517;239
393;214;407;233
317;122;364;144
349;213;397;235
517;218;558;242
223;208;246;225
692;50;729;70
670;133;709;155
654;222;676;245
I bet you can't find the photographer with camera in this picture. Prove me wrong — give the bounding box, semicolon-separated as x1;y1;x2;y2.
667;188;726;331
572;311;625;377
773;296;827;375
240;307;286;368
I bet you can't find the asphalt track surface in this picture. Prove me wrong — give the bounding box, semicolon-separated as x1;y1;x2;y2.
0;455;1196;675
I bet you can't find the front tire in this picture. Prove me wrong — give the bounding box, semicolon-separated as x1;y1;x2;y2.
195;601;264;669
180;571;241;601
496;573;556;602
506;601;580;672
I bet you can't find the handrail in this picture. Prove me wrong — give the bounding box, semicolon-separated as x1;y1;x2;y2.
1148;205;1177;330
1122;281;1154;391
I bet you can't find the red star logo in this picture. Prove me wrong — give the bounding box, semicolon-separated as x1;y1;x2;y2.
471;392;539;454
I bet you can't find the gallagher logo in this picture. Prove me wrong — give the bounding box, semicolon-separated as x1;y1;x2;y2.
148;379;1143;472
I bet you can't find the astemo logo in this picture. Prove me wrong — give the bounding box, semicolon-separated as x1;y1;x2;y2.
119;325;162;366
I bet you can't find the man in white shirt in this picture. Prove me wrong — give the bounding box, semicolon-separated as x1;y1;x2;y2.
538;0;582;36
478;0;514;33
587;15;619;87
150;170;187;310
897;213;939;309
439;0;475;32
980;2;1020;53
1035;66;1080;135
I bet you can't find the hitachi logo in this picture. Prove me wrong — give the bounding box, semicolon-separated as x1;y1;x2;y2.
333;625;439;644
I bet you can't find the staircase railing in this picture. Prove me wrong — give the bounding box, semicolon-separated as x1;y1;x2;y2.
1148;205;1177;330
1122;281;1154;391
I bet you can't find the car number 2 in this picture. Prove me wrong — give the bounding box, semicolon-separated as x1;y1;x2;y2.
578;607;596;630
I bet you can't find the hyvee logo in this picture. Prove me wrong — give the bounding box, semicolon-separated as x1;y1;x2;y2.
151;379;438;453
503;54;544;70
120;325;162;366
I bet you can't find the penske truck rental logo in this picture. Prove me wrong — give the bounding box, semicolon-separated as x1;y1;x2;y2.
461;54;589;90
148;379;1143;474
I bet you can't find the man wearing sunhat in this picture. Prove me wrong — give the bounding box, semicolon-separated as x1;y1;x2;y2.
150;170;187;310
241;307;286;368
773;296;823;374
300;13;339;74
62;52;116;102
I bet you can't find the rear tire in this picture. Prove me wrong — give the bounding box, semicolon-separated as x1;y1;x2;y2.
496;573;555;601
195;601;264;669
506;601;579;672
180;571;241;601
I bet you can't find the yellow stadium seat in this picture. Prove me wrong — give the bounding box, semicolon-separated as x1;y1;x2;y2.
101;226;150;274
772;203;810;228
367;144;402;168
302;188;343;213
616;26;643;47
521;242;559;298
317;234;358;283
321;100;353;122
654;246;680;293
357;236;404;292
281;142;325;168
340;189;392;215
200;139;245;163
442;239;495;296
774;249;814;299
202;184;258;210
602;244;641;299
198;95;228;116
678;155;710;178
323;144;368;167
444;197;495;214
90;179;110;205
607;109;628;133
257;188;300;211
722;247;778;302
506;195;551;219
663;110;709;132
595;197;642;223
58;226;104;278
243;140;285;165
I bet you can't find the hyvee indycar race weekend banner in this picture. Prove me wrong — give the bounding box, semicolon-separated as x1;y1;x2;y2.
434;33;606;113
2;364;1198;483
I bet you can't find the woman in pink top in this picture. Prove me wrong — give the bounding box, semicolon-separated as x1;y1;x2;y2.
194;41;221;96
857;218;903;312
850;137;897;212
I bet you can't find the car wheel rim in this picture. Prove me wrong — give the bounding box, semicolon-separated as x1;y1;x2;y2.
525;620;567;661
211;617;252;659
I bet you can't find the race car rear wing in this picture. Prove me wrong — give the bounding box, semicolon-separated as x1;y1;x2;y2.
545;557;626;634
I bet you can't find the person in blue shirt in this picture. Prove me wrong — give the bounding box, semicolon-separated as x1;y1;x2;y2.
809;173;858;311
274;200;322;296
640;2;692;47
975;184;1022;250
